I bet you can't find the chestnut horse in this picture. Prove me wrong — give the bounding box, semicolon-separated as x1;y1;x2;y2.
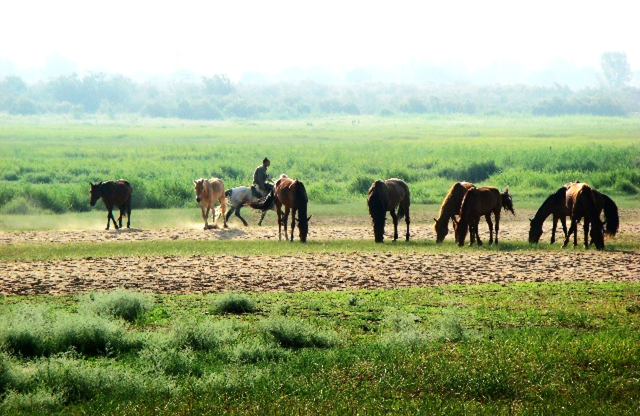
193;178;227;229
433;181;475;243
454;187;514;246
529;183;619;245
367;178;410;243
562;182;606;250
251;175;310;242
90;180;132;230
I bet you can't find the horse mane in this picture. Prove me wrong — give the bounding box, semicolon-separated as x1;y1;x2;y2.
294;180;308;219
367;180;388;218
500;187;515;215
437;182;469;219
531;187;566;225
600;192;620;236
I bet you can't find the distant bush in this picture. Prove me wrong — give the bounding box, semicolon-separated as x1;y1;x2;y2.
259;316;338;349
210;293;256;315
80;289;154;323
173;319;241;351
439;160;500;183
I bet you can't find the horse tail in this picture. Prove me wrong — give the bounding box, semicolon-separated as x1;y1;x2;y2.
601;193;619;236
249;191;274;210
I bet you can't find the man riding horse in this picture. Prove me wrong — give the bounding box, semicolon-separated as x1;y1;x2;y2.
252;157;274;197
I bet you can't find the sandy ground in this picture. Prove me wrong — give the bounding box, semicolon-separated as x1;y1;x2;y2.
1;217;639;296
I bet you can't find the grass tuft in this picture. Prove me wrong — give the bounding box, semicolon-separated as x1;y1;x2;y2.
210;293;256;315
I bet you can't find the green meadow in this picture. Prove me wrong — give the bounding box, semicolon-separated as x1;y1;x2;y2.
1;115;639;216
1;115;640;414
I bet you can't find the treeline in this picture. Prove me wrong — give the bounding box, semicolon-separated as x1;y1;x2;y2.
1;72;639;119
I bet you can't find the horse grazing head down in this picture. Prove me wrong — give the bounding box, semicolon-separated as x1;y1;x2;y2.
293;180;310;242
528;218;544;244
367;180;389;243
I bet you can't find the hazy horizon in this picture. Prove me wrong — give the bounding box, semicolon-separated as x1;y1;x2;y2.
2;0;637;84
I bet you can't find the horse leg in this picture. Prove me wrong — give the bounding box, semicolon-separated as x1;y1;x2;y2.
218;196;228;228
107;206;118;230
560;217;568;242
474;219;482;246
258;210;267;226
551;216;558;244
282;208;290;242
117;205;124;229
235;206;249;227
126;200;131;228
484;214;493;245
201;205;209;229
562;219;575;248
404;205;410;241
290;208;297;242
390;209;399;241
225;206;235;223
583;221;590;249
277;207;283;241
494;212;500;245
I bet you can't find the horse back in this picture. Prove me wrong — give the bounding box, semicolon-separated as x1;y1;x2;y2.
383;178;409;209
103;180;132;206
274;177;296;208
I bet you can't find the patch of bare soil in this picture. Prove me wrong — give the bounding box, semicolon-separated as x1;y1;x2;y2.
1;216;638;296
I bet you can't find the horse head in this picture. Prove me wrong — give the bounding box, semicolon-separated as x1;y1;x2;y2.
89;182;102;206
590;220;606;250
528;218;543;244
193;179;206;203
433;217;449;243
298;215;311;242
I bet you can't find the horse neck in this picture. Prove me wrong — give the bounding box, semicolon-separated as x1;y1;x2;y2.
459;190;475;222
532;197;554;224
294;182;308;216
580;188;602;224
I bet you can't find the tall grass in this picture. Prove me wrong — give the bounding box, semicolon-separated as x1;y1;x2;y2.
1;115;638;214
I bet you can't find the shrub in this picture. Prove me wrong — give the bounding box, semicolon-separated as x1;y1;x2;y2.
80;289;154;323
0;389;63;414
228;341;287;364
139;345;202;377
439;160;500;183
173;319;241;351
210;293;256;315
259;316;338;349
380;313;428;348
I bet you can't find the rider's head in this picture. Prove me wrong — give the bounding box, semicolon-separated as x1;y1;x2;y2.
263;157;270;167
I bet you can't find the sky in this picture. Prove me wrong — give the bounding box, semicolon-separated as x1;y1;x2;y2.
1;0;637;80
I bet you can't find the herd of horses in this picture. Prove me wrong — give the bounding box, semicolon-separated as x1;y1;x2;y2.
89;176;619;250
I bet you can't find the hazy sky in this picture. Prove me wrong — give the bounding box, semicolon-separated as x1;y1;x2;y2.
1;0;637;79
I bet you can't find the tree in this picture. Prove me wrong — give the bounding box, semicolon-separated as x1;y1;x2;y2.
600;51;631;89
203;74;234;95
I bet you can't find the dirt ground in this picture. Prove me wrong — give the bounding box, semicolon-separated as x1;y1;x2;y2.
1;211;639;296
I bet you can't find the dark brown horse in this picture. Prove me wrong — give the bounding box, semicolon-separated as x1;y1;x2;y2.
251;175;310;242
454;187;514;246
433;181;475;243
529;183;619;245
367;178;410;243
562;182;606;250
528;187;568;244
90;180;132;230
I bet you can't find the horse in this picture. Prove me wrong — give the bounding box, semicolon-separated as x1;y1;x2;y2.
562;182;606;250
89;180;132;230
433;181;475;243
225;186;275;226
367;178;410;243
528;187;568;244
252;175;310;242
529;183;619;245
454;186;514;246
193;178;227;229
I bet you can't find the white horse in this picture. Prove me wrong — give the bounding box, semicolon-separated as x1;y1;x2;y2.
225;186;275;226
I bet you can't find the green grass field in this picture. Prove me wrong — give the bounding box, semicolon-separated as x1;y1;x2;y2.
1;115;640;414
1;284;639;415
1;115;639;215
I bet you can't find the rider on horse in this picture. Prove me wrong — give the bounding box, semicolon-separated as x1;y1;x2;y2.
252;157;274;197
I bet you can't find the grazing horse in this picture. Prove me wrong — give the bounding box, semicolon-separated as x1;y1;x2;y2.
193;178;227;229
528;187;568;244
433;181;475;243
89;180;132;230
250;175;310;242
529;183;619;245
367;178;410;243
225;186;275;226
454;187;514;246
562;182;606;250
